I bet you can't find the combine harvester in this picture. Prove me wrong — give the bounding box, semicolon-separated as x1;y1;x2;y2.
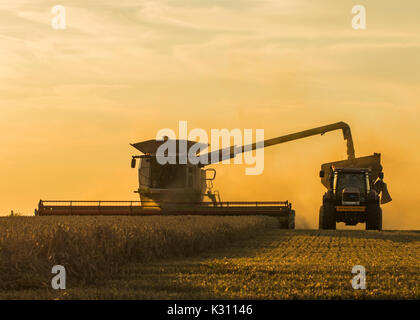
36;122;390;230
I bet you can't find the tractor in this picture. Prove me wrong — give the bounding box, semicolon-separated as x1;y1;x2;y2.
319;153;391;230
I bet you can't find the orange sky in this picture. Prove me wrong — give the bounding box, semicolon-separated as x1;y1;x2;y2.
0;1;419;229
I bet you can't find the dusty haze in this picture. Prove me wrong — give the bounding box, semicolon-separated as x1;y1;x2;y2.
0;1;419;229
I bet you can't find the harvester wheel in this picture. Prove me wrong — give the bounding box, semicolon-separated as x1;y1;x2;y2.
289;210;296;229
366;203;382;231
319;203;336;230
278;219;289;229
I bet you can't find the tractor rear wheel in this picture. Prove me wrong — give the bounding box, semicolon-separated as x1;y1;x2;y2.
366;203;382;231
319;203;336;230
318;206;323;228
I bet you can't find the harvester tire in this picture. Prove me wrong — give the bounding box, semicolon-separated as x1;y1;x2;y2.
366;203;382;231
279;219;289;229
319;203;336;230
289;210;296;229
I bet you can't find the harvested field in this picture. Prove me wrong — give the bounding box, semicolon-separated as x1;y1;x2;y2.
76;229;419;300
0;217;418;299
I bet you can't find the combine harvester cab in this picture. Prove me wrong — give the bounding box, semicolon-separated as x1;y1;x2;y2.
130;139;210;207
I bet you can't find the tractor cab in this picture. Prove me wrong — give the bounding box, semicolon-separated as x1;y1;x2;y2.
332;168;371;205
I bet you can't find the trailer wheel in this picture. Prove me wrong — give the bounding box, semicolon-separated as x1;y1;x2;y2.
319;203;336;230
366;203;382;231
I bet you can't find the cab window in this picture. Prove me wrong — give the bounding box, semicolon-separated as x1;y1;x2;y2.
336;173;366;194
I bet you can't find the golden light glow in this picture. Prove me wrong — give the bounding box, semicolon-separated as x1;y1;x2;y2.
0;1;419;229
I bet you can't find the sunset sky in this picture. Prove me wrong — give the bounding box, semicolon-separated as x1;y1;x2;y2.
0;0;419;229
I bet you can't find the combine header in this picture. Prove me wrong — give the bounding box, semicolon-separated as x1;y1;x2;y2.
35;200;296;229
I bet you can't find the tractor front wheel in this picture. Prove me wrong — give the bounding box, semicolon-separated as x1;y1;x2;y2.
319;203;336;230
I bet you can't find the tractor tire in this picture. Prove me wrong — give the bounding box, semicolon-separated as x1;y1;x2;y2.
366;203;382;231
318;206;323;229
319;203;336;230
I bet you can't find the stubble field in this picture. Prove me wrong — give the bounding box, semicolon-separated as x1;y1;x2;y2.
0;216;418;299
